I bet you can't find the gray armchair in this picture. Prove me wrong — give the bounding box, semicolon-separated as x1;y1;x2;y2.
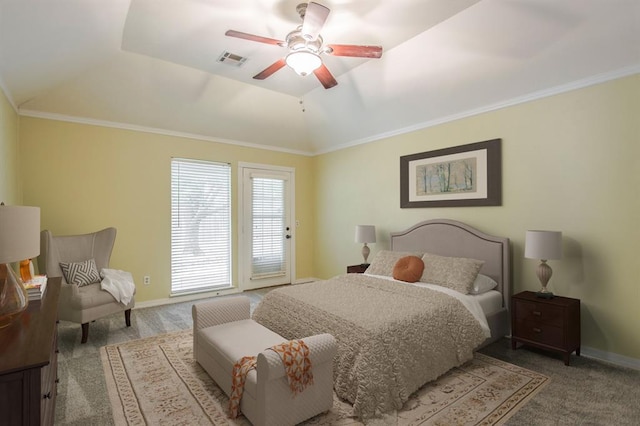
38;227;135;343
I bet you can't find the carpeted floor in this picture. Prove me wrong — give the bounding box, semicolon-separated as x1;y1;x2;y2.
54;291;640;425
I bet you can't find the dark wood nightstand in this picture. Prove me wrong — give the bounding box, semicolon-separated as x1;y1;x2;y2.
347;264;369;274
511;291;581;365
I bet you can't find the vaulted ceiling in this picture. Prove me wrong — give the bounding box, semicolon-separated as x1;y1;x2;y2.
0;0;638;155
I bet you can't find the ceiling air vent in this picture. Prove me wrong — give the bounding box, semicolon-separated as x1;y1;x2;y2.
217;51;248;67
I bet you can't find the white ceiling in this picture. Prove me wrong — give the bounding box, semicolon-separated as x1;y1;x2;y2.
0;0;638;155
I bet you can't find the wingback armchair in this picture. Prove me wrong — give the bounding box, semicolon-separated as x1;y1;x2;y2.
38;227;135;343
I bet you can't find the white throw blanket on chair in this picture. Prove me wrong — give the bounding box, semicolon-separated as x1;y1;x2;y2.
100;268;135;305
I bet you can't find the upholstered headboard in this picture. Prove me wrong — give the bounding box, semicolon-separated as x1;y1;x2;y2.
390;219;511;311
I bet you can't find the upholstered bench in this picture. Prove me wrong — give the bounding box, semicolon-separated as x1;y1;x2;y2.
192;296;337;426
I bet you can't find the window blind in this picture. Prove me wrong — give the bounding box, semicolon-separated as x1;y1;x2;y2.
251;176;286;279
171;158;231;295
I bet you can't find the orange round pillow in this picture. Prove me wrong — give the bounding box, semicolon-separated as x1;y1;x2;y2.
392;255;425;283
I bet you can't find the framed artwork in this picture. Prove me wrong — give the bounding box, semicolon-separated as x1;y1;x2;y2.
400;139;501;208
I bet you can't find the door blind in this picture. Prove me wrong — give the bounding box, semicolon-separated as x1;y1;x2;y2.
171;158;231;294
251;176;286;279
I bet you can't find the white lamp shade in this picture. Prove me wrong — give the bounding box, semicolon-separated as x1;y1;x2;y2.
285;51;322;76
355;225;376;244
524;230;562;260
0;205;41;264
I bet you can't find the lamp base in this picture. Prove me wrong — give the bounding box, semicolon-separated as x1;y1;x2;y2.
535;261;554;299
361;243;371;264
535;291;554;299
0;263;29;328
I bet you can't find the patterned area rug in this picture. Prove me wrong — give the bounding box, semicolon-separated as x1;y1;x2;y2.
101;330;549;425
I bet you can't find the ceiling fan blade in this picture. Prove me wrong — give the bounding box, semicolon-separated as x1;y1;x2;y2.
253;58;287;80
313;64;338;89
301;2;330;40
225;30;284;46
326;44;383;58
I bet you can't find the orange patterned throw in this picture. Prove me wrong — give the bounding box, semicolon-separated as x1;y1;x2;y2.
228;339;313;419
229;356;258;418
270;339;314;394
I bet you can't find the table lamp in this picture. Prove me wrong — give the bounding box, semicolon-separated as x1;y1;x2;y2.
524;230;562;299
0;204;41;328
355;225;376;264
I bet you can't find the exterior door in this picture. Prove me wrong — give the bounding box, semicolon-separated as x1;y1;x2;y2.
239;163;294;290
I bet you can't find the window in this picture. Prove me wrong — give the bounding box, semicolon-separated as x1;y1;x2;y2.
171;158;231;295
251;175;286;278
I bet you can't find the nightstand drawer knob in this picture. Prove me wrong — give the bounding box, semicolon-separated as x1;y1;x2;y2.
533;327;542;333
533;311;541;316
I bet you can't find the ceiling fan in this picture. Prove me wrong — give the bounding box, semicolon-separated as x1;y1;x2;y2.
225;2;383;89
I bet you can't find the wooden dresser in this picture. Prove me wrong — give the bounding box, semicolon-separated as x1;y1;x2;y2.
511;290;580;365
0;277;60;425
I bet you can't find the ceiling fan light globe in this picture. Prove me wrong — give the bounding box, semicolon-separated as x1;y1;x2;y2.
285;51;322;76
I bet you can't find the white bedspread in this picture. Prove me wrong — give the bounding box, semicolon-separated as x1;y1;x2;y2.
366;274;492;338
100;268;135;305
252;274;487;420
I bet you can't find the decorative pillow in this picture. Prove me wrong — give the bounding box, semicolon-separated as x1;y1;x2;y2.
365;250;423;277
470;274;498;295
59;258;101;287
392;256;425;283
420;252;484;294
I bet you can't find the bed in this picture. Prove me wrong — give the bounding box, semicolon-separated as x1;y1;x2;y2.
252;219;511;420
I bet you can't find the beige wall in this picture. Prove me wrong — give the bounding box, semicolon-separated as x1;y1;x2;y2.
14;75;640;362
19;118;316;303
0;87;20;204
314;74;640;361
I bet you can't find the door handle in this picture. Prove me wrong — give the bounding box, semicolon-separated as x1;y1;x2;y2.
285;235;291;239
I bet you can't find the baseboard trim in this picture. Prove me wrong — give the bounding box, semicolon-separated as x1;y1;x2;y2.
134;287;242;310
506;336;640;371
581;346;640;371
133;277;320;310
294;277;320;284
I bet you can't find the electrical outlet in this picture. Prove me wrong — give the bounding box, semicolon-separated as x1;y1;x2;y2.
143;276;151;285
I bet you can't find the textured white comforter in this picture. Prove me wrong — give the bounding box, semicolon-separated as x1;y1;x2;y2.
252;274;487;420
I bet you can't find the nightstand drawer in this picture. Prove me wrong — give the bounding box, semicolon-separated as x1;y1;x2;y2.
514;319;564;348
514;299;564;327
511;291;581;365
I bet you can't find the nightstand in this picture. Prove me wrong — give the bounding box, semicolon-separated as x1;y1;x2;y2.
511;291;580;365
347;264;369;274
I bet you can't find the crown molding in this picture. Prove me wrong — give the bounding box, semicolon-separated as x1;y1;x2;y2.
15;65;640;157
18;109;315;157
317;65;640;155
0;76;18;113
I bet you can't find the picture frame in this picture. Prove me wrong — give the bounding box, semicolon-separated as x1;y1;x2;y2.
400;139;501;208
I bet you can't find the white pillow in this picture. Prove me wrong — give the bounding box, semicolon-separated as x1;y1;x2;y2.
420;252;484;294
469;274;498;295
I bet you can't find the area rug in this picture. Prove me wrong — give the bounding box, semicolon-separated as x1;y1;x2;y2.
101;330;549;425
